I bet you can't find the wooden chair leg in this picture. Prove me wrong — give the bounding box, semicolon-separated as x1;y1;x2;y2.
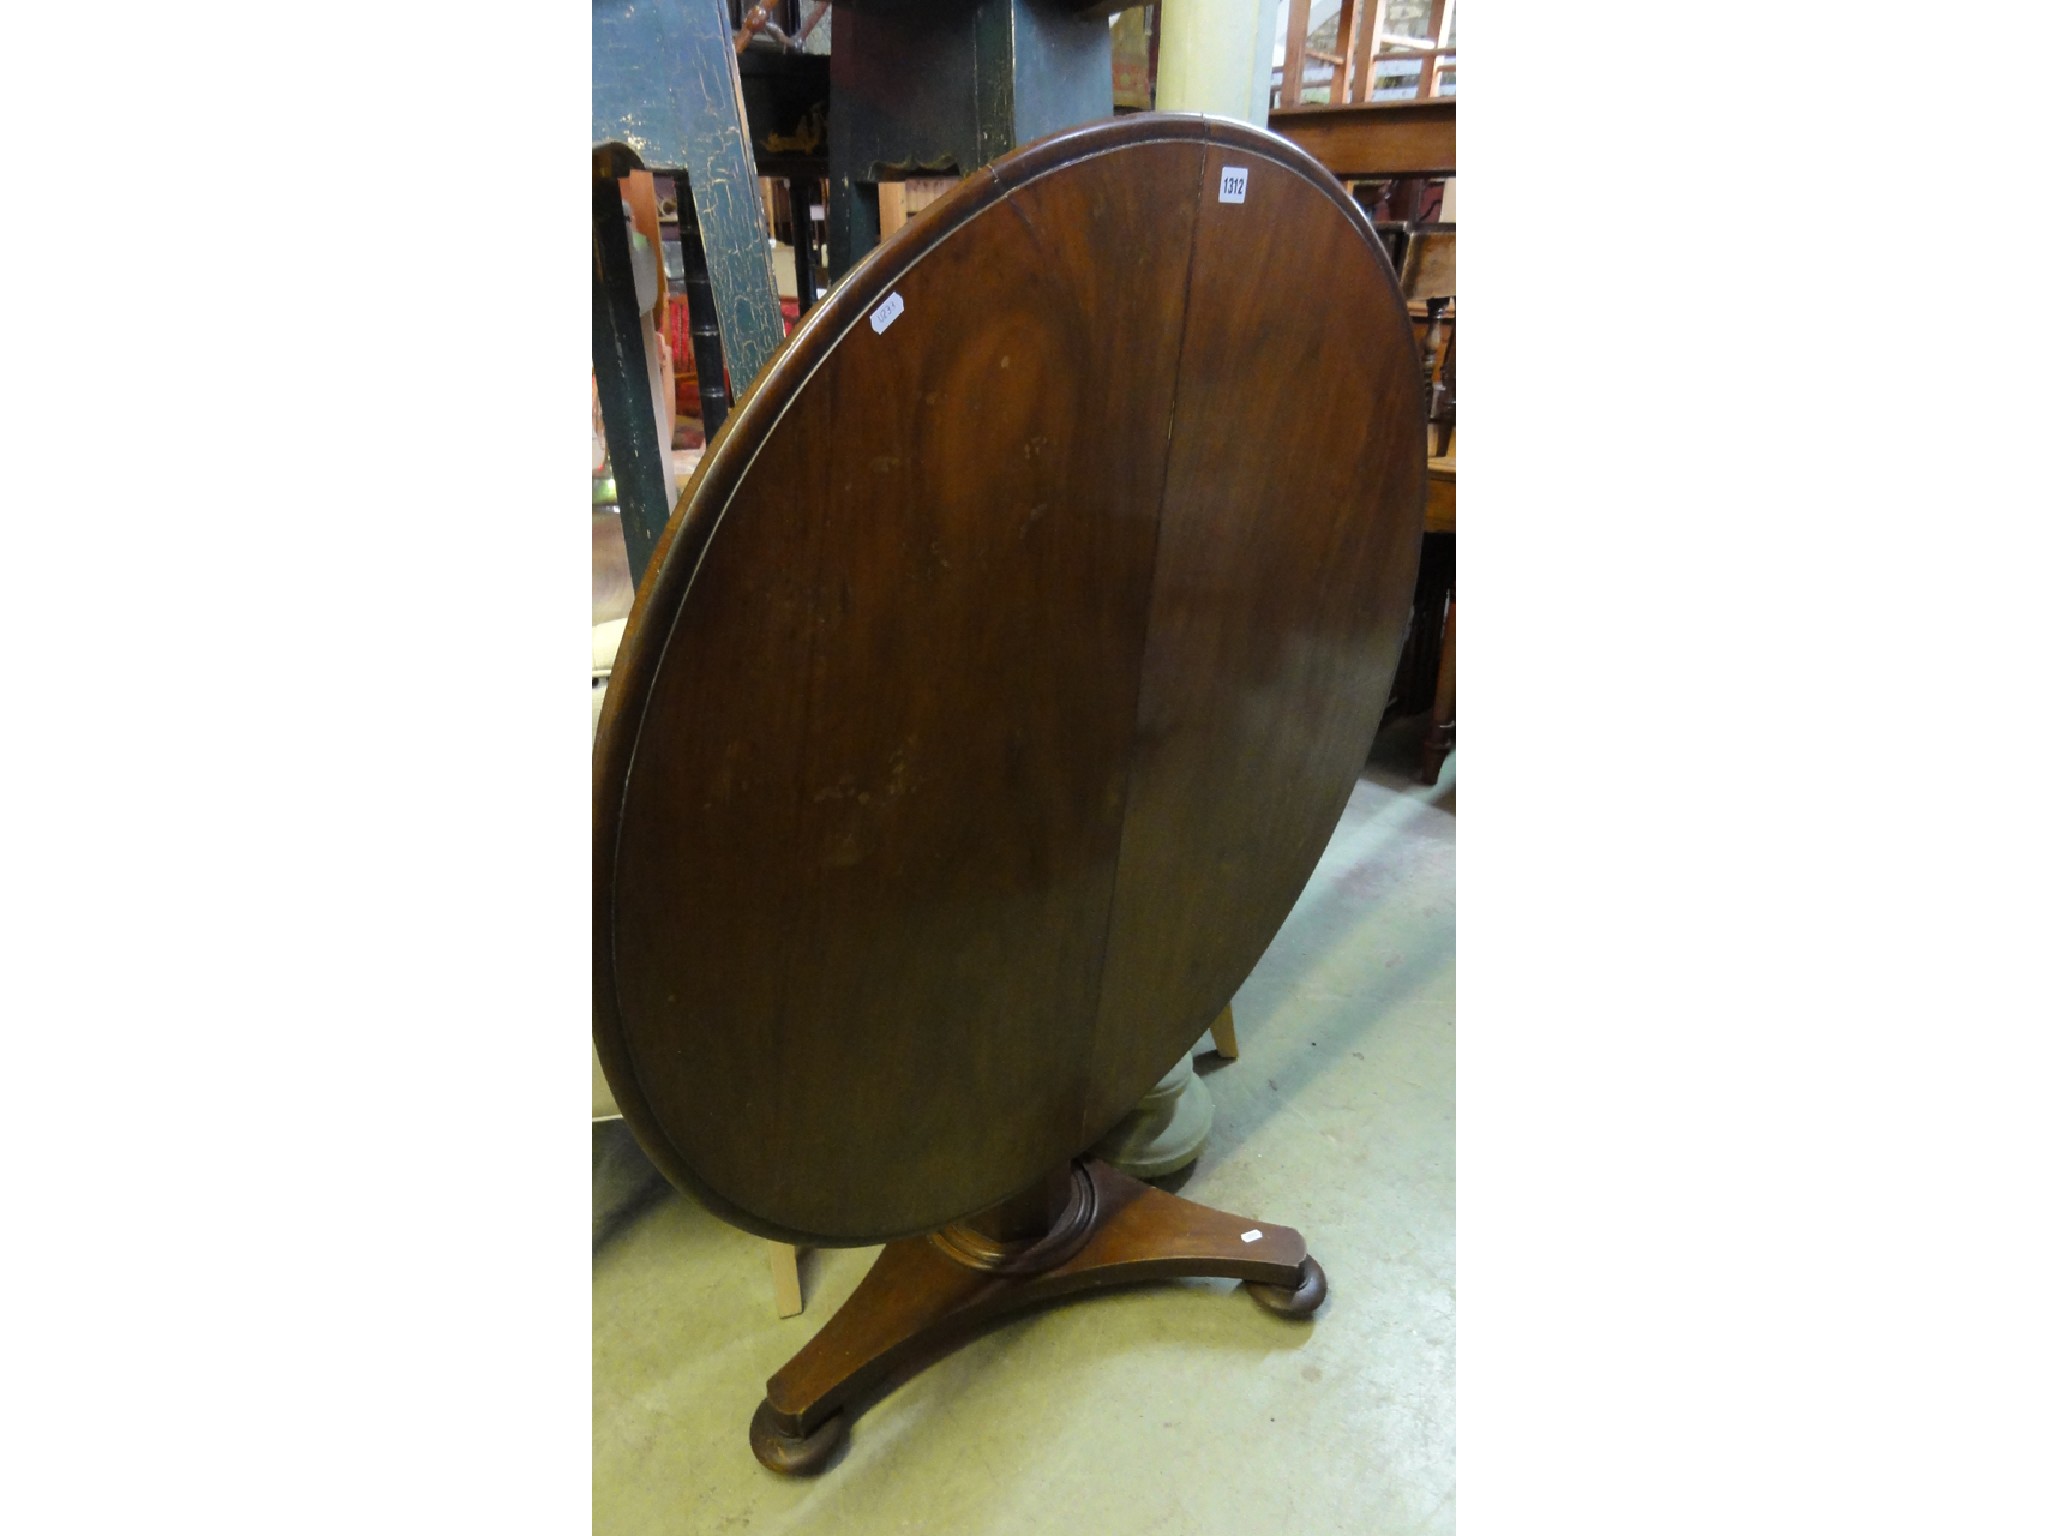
769;1242;804;1319
1208;1003;1239;1060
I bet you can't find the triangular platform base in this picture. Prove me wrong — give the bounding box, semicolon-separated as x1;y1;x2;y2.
748;1156;1328;1474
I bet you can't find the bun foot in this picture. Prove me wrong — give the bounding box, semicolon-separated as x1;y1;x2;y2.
749;1399;845;1475
1246;1254;1328;1318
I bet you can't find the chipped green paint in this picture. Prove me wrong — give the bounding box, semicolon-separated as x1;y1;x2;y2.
593;0;784;399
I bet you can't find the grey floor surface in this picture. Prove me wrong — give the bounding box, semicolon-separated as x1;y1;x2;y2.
594;743;1455;1534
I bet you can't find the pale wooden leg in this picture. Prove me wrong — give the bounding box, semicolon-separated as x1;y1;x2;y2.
1418;596;1455;785
769;1243;804;1319
1209;1003;1239;1060
878;180;909;240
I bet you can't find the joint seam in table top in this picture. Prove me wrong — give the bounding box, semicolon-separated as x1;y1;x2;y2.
1064;138;1209;1159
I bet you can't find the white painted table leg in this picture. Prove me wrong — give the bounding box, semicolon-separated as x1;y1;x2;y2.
1090;1050;1214;1180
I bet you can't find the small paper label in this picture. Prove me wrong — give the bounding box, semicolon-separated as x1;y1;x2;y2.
1219;166;1249;204
870;291;906;334
1240;1228;1263;1243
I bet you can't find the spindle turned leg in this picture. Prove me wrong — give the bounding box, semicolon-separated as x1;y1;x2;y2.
748;1156;1327;1474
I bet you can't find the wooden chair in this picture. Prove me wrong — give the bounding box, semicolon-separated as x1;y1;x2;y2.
593;0;785;579
1401;223;1455;416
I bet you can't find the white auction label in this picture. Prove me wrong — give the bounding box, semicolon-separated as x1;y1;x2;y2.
1240;1228;1263;1243
870;291;906;334
1218;166;1249;204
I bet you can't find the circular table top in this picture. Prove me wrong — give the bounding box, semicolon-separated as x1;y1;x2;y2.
594;115;1424;1246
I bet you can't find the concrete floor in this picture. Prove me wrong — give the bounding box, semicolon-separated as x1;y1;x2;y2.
594;740;1454;1534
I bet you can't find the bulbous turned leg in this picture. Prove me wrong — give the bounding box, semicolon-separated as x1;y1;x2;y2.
1090;1050;1213;1179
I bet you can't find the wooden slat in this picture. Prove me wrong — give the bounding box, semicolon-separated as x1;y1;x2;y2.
1332;0;1360;104
1280;0;1312;108
1420;0;1450;98
1357;0;1387;100
1267;98;1456;177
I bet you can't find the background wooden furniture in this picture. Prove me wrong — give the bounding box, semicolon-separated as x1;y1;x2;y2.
1275;0;1458;110
823;0;1126;280
1420;459;1455;782
594;115;1424;1473
1267;95;1454;179
1401;222;1453;782
1431;313;1454;454
594;0;787;574
1403;223;1454;455
594;0;785;391
1268;81;1454;784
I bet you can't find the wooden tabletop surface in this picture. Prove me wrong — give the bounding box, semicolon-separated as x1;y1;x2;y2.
593;114;1426;1246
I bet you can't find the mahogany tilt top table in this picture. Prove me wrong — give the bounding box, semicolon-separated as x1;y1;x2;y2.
594;113;1425;1473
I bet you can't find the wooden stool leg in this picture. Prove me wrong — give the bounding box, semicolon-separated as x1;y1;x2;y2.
768;1243;804;1319
1418;596;1455;785
1208;1003;1239;1060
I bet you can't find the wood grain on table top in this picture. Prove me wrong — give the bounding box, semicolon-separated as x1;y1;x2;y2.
593;115;1426;1246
